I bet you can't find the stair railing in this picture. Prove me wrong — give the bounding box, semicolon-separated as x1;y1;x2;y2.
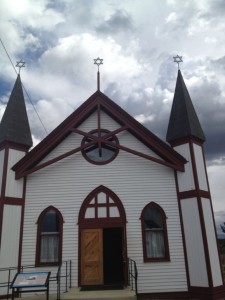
0;260;72;300
128;257;138;295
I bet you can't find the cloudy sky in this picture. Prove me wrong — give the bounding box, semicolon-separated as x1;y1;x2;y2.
0;0;225;233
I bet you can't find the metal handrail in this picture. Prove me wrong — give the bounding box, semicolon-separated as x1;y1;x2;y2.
128;257;138;295
0;260;72;300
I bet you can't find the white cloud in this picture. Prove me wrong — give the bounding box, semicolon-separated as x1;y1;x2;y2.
166;12;177;23
134;113;155;123
0;0;225;216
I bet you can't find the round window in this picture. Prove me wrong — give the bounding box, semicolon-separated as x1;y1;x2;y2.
81;129;119;164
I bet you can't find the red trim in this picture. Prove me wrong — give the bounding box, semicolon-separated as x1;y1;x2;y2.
137;285;225;299
169;136;204;148
0;141;30;152
17;132;185;178
140;202;170;262
78;186;127;286
0;201;3;247
81;129;119;165
137;291;189;299
179;190;210;199
13;91;186;178
201;145;225;283
175;140;224;291
78;185;127;225
1;196;25;205
0;147;9;246
18;176;27;270
174;170;190;288
35;206;64;267
1;147;9;197
189;285;225;299
189;141;213;287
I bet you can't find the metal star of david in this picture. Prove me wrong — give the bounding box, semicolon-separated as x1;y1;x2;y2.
173;55;183;69
16;60;26;73
94;57;103;70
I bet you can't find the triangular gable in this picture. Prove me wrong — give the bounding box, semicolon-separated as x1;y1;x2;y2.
13;90;186;179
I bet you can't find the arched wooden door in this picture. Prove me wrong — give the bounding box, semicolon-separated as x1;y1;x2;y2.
78;186;127;288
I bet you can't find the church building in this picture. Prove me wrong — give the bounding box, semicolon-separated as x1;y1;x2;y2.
0;61;224;299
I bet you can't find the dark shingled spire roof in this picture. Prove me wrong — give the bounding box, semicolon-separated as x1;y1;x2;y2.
0;74;33;148
166;70;205;144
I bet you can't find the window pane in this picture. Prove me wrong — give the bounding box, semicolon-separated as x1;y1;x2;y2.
98;192;106;203
146;231;165;258
98;207;107;218
40;235;59;262
85;207;95;218
82;129;118;164
110;206;120;217
41;210;59;232
144;207;163;229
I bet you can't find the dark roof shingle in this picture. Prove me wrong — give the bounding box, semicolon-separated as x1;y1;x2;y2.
166;70;205;143
0;74;33;147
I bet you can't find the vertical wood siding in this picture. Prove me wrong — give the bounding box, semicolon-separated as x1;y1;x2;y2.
202;198;223;286
5;149;25;198
181;198;208;287
193;144;208;191
0;205;22;267
21;111;187;294
174;144;195;192
0;205;21;295
0;149;5;196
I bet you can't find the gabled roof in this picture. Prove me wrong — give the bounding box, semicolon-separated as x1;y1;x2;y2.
0;74;33;148
13;90;186;178
166;70;205;144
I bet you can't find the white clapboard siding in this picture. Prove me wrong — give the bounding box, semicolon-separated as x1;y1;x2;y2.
5;149;25;198
181;198;208;287
174;144;195;192
0;149;5;197
202;198;223;287
99;110;122;130
21;112;187;294
193;144;208;191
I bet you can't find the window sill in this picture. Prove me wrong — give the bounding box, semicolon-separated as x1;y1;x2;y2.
144;257;170;263
35;261;61;267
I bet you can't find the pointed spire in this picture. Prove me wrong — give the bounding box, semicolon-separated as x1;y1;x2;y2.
166;70;205;144
0;74;33;148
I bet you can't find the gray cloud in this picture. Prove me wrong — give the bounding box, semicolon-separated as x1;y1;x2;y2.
1;0;225;212
96;9;133;34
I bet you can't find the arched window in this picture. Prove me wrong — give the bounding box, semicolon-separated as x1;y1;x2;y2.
141;202;170;262
36;206;63;266
79;185;126;227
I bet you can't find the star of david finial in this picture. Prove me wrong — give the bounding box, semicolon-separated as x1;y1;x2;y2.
94;57;103;90
16;60;26;73
94;57;103;71
173;55;183;69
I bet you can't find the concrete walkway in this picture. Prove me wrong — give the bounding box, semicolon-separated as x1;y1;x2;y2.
12;287;136;300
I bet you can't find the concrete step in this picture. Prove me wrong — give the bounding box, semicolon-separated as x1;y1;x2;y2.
60;287;137;300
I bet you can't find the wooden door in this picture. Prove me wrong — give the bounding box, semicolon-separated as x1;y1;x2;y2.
81;229;103;285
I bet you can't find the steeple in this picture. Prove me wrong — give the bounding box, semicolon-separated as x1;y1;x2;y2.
166;70;205;144
0;74;32;148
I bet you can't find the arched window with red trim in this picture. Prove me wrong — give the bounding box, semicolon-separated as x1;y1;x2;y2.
79;185;126;228
141;202;170;262
36;206;63;266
